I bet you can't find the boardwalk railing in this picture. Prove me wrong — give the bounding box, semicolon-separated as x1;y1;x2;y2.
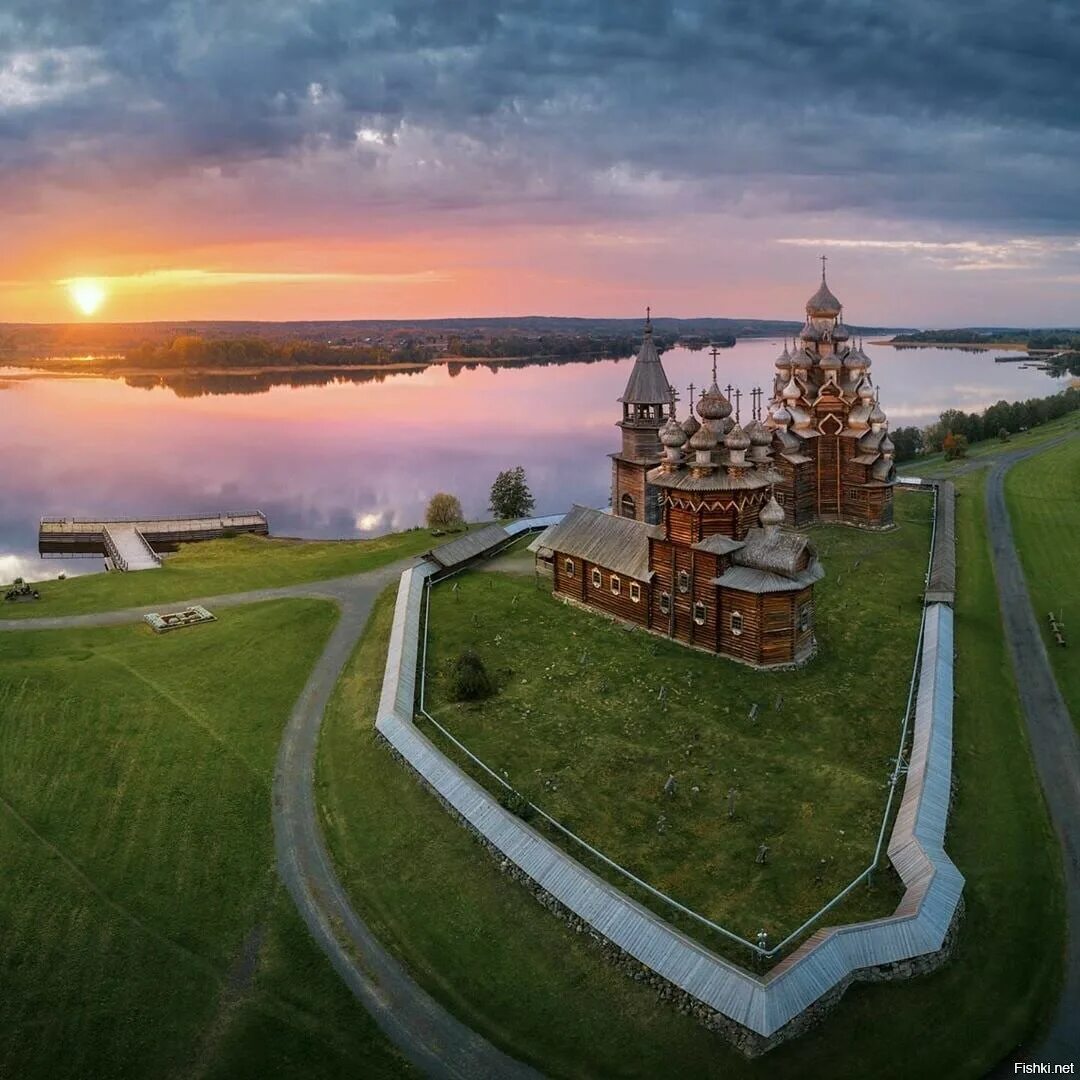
375;503;963;1040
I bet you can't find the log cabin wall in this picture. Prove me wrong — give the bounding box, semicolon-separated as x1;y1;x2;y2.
794;586;815;659
760;592;797;666
691;550;721;651
553;553;587;603
612;459;649;522
718;587;763;664
816;434;841;517
665;504;696;546
577;560;651;627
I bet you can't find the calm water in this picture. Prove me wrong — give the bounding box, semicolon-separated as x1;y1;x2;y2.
0;340;1067;582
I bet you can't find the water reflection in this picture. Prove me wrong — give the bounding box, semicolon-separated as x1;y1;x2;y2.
0;340;1068;581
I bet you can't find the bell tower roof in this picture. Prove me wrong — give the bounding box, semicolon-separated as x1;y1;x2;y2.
619;308;674;406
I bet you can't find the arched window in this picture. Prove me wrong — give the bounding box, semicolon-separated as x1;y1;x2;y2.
730;611;743;635
677;570;691;593
629;582;641;603
620;493;636;518
693;601;707;626
591;568;602;589
659;592;671;615
564;558;574;577
610;575;621;596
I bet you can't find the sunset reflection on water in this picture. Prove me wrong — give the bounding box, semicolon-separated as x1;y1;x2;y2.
0;340;1066;580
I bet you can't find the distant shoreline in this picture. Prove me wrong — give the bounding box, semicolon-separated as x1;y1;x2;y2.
869;339;1029;350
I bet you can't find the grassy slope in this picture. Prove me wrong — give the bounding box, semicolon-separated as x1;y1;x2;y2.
897;411;1080;478
1004;435;1080;726
421;498;935;946
0;601;410;1080
3;528;454;619
318;478;1064;1078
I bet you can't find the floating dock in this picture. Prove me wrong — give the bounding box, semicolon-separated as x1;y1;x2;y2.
39;511;269;571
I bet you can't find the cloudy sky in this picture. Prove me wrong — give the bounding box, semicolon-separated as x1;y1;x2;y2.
3;0;1079;325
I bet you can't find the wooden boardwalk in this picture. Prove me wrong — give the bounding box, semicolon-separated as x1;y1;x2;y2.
375;511;964;1041
39;511;268;563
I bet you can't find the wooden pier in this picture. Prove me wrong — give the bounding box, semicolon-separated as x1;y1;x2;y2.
39;511;269;569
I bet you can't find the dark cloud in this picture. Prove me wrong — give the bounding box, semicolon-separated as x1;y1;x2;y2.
2;1;1079;232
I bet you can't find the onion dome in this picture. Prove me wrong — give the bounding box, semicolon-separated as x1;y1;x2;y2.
697;381;732;421
800;321;825;342
689;422;718;452
725;423;751;451
820;350;842;370
870;401;887;425
746;418;772;446
806;270;842;317
775;341;792;368
771;403;792;426
782;376;801;401
881;433;895;455
832;320;850;342
858;379;874;402
680;412;701;437
660;416;688;448
759;495;785;529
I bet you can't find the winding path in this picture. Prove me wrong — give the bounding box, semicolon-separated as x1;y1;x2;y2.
985;441;1080;1066
0;563;538;1080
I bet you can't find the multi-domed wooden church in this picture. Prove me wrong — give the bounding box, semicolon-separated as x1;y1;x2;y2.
534;266;895;668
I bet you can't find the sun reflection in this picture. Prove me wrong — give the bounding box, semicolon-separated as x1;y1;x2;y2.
67;279;107;316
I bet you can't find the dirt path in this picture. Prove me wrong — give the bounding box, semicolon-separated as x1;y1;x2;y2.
986;438;1080;1067
0;562;539;1079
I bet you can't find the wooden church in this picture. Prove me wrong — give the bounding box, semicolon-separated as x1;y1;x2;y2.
767;262;897;527
533;266;895;668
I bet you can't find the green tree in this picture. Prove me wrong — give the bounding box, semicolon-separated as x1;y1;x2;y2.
426;492;464;531
890;426;924;462
452;649;493;701
489;466;535;520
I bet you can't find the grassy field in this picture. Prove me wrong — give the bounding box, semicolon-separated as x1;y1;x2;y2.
2;528;455;619
897;410;1080;478
0;600;410;1080
318;474;1064;1078
1004;435;1080;725
420;496;934;947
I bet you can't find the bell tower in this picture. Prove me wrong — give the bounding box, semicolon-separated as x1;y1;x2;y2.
610;310;674;523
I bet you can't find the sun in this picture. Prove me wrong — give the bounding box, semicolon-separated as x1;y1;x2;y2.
68;279;107;316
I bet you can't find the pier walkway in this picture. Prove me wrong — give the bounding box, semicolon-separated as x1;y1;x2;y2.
39;511;269;568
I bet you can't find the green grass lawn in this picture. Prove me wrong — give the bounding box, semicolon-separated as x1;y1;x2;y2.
317;474;1063;1078
0;600;410;1080
2;528;455;619
420;495;934;948
1005;435;1080;726
898;410;1080;478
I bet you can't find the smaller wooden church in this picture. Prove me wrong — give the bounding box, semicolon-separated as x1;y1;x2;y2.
533;315;824;668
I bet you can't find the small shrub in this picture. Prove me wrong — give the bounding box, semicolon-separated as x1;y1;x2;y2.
426;492;465;531
452;649;493;701
497;786;535;821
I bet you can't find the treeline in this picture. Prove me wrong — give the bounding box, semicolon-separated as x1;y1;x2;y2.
444;332;672;360
892;327;1080;350
888;384;1080;461
124;336;437;369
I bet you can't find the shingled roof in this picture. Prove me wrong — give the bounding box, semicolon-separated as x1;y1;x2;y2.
620;323;674;405
538;504;661;581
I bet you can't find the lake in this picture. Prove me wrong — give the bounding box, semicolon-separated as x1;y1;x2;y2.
0;339;1068;582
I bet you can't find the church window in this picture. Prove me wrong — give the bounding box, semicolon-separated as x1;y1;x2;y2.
799;602;813;632
677;570;690;593
730;611;743;635
660;592;671;615
591;568;602;589
610;575;621;596
629;582;641;603
564;558;574;577
620;493;636;518
693;602;707;626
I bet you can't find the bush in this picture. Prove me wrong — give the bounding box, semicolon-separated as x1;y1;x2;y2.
452;649;493;701
426;492;465;531
497;786;535;821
